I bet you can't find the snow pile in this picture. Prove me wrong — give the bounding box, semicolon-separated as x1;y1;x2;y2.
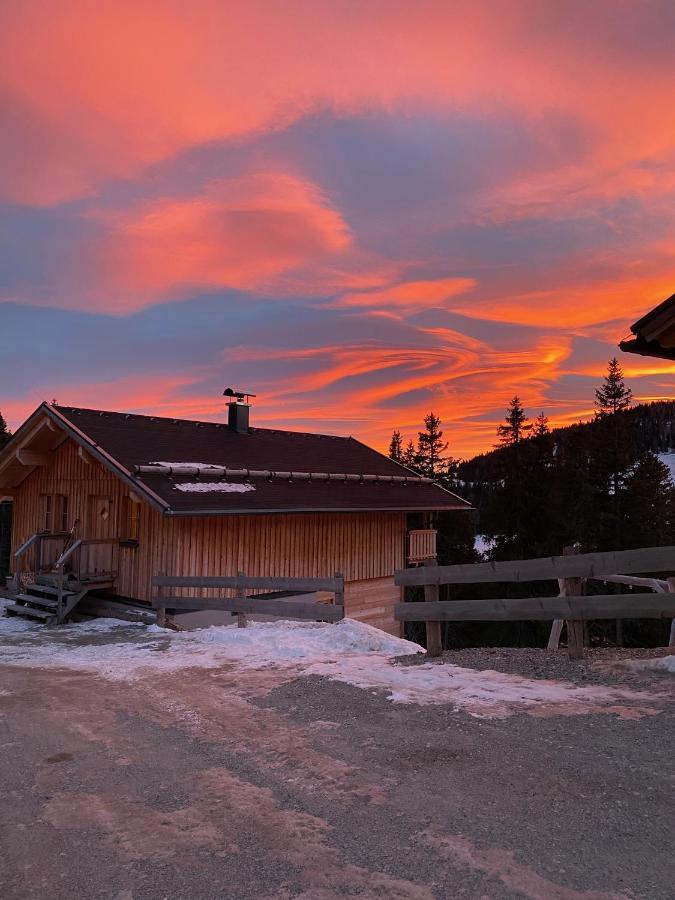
174;482;255;493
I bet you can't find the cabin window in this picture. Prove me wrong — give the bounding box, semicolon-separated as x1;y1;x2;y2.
123;496;141;541
39;494;53;532
55;494;69;532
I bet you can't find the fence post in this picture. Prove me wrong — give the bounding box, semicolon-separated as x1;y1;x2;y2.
423;559;442;657
236;570;247;628
562;546;585;660
668;578;675;648
334;572;344;624
156;575;166;628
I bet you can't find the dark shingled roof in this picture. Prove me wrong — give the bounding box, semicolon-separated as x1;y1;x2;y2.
52;405;471;516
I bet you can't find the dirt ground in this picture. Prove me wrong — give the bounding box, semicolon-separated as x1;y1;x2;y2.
0;640;673;899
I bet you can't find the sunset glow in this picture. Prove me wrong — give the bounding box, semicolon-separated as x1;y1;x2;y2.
2;0;674;457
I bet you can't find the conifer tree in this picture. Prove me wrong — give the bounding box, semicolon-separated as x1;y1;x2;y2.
416;412;449;478
388;429;403;462
402;439;419;471
0;411;10;450
496;396;531;446
595;357;633;416
532;411;549;437
622;453;674;549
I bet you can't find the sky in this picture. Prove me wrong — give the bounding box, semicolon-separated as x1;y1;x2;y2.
1;0;675;459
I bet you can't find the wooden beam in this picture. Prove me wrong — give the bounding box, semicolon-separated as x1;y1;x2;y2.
152;574;344;593
78;446;91;465
15;448;50;466
395;546;675;586
394;594;675;622
152;596;344;621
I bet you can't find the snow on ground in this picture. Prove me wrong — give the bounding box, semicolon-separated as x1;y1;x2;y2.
657;452;675;482
624;655;675;674
0;600;668;718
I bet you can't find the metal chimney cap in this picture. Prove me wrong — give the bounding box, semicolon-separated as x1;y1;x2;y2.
223;387;256;402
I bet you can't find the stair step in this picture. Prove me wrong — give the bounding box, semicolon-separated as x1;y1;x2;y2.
27;584;75;598
15;594;58;610
5;604;55;621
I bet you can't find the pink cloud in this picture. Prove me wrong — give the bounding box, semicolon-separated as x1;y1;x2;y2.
56;173;352;313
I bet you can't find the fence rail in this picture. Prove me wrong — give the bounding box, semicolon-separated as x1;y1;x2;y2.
395;546;675;659
152;572;345;627
395;546;675;587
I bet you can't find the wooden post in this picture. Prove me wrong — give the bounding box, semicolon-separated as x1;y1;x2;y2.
423;559;442;657
668;578;675;649
333;572;344;624
155;575;166;628
236;570;247;628
562;547;585;661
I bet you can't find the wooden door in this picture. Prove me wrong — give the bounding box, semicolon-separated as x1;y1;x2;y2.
85;495;115;575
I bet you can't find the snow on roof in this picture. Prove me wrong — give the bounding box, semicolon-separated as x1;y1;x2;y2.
174;482;256;494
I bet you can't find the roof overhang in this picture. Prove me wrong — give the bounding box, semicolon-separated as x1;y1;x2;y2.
620;293;675;361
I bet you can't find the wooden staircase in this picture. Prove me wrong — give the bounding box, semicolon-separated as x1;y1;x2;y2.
5;573;114;625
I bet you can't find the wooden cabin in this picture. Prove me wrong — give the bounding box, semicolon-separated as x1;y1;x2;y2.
0;400;470;634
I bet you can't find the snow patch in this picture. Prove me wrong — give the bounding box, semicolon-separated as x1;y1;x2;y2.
625;655;675;674
152;461;224;470
474;534;496;558
657;452;675;483
0;610;664;718
174;482;255;493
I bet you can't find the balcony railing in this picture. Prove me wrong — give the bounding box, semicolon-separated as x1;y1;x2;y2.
407;529;437;564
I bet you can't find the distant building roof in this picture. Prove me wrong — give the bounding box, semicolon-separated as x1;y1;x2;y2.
619;293;675;361
0;403;471;516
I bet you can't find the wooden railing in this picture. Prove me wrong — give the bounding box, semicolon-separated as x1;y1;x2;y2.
152;572;345;627
55;537;120;582
12;530;71;590
395;546;675;659
407;529;437;564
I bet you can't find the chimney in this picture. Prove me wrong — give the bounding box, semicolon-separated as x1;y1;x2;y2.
223;388;256;434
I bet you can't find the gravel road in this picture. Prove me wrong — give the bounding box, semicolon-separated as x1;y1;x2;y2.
0;648;672;899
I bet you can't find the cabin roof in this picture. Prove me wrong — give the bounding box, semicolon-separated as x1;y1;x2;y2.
619;292;675;361
0;403;471;516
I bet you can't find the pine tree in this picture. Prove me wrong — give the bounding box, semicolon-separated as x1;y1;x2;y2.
595;357;633;417
532;412;549;437
402;439;419;471
622;452;675;549
591;358;636;546
388;429;403;462
496;396;531;446
0;411;10;450
416;412;449;478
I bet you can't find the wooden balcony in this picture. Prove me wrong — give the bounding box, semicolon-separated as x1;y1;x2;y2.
407;529;437;564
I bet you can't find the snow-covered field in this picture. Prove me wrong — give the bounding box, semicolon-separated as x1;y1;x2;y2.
1;600;669;719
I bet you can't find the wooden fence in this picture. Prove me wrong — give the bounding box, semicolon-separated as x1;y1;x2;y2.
395;546;675;659
152;572;345;627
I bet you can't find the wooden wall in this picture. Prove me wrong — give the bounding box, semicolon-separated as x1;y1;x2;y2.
11;438;407;631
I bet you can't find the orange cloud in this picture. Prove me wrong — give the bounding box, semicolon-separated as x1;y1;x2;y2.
334;277;477;310
65;173;352;312
447;274;675;330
